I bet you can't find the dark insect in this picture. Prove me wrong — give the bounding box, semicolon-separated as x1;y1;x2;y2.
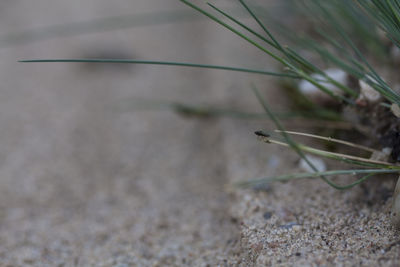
254;131;270;138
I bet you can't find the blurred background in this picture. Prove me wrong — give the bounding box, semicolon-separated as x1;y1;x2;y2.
3;1;400;266
0;0;288;265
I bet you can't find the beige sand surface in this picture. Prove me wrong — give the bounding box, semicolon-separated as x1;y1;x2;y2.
0;1;399;266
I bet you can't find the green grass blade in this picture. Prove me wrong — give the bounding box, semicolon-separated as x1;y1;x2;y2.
207;3;278;49
236;169;398;190
19;59;299;78
238;0;284;52
181;0;352;103
237;0;357;99
313;0;400;105
256;133;400;169
179;0;289;66
251;84;359;189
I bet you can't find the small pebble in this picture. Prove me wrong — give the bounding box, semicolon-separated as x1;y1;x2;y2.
298;68;347;103
370;147;392;162
263;212;272;220
280;222;300;230
391;104;400;118
292;225;302;232
299;154;326;173
390;45;400;64
357;79;381;104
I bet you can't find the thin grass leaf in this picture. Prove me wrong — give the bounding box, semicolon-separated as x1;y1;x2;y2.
284;47;357;97
238;0;358;98
179;0;289;65
207;3;278;50
274;130;380;153
256;133;400;169
184;0;354;103
236;169;398;190
19;59;299;78
253;7;367;79
357;0;400;48
251;84;366;189
312;0;400;106
238;0;284;52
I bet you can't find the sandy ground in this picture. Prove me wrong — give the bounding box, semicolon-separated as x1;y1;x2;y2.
1;0;400;266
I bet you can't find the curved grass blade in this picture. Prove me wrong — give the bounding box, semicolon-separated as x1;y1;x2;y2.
180;0;352;103
207;3;278;50
312;0;400;106
238;0;357;97
236;169;398;190
275;130;380;153
357;0;400;48
19;59;299;78
252;84;351;189
251;84;400;190
256;133;400;169
238;0;283;52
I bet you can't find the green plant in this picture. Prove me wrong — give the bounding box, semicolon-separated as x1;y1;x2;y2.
20;0;400;224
